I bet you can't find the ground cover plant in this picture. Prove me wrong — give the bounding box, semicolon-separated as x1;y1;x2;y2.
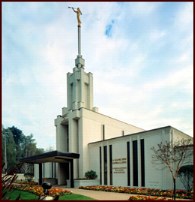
59;194;95;200
5;189;94;200
4;189;39;200
128;195;168;200
12;183;72;198
79;185;193;199
5;189;95;200
2;163;95;200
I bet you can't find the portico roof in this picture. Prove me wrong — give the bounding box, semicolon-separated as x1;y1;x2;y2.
20;150;80;164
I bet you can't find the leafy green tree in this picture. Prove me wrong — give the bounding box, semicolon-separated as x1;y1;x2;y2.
8;126;25;161
35;148;45;155
2;125;45;173
2;128;17;172
24;134;37;157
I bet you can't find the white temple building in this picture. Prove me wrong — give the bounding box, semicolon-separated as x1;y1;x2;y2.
51;52;192;189
24;11;193;190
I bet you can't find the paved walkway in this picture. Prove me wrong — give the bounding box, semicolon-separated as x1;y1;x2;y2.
55;186;192;200
64;188;130;200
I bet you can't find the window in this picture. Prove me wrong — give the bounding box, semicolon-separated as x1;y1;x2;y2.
104;146;107;185
127;141;130;186
99;147;102;185
140;139;145;187
109;145;113;185
133;140;138;186
102;125;105;140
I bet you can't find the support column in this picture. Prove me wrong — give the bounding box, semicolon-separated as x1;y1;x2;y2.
69;118;79;179
70;159;74;188
39;163;42;185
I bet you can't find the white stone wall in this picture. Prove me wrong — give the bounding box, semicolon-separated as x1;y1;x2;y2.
67;68;93;111
55;116;68;152
88;126;193;190
78;108;144;178
52;64;193;189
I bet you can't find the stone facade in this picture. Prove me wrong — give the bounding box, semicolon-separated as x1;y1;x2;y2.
34;54;193;190
89;126;193;189
52;54;193;189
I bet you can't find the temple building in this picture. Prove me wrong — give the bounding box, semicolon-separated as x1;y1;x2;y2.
22;9;193;190
50;53;192;189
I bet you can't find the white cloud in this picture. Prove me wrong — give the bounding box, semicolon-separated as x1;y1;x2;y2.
149;30;166;42
175;2;193;30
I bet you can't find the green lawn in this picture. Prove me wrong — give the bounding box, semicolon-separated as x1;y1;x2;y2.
3;189;95;200
59;193;95;200
3;189;39;200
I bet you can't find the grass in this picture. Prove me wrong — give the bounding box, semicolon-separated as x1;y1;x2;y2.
4;189;95;200
3;189;39;200
60;193;95;200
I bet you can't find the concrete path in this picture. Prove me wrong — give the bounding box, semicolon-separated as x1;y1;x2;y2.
65;188;130;200
54;186;192;200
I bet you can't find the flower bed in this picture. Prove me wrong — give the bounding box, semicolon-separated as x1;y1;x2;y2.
79;185;193;199
13;184;71;197
15;180;38;185
128;195;168;200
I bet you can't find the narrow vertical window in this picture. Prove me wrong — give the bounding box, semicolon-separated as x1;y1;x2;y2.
133;140;138;186
67;126;69;152
127;141;130;186
104;146;107;185
70;83;73;109
99;147;102;185
102;125;105;140
140;139;145;187
109;145;112;185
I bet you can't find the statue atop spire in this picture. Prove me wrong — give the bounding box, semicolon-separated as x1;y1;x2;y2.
68;6;85;68
69;7;82;27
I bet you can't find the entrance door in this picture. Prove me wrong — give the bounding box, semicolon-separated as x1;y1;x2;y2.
57;162;69;185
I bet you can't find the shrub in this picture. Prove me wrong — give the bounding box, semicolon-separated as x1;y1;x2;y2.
24;173;34;182
85;170;97;179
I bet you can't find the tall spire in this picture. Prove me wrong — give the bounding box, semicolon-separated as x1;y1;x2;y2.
78;23;81;56
69;7;85;68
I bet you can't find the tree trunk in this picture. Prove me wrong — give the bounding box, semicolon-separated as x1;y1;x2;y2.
173;178;176;200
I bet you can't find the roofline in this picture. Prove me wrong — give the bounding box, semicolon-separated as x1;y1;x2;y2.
20;150;80;164
88;125;191;145
79;107;144;131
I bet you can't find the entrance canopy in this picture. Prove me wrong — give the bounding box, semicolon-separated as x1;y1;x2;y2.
20;150;79;187
20;150;79;164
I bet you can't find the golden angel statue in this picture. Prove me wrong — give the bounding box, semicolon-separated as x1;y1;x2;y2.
69;7;82;26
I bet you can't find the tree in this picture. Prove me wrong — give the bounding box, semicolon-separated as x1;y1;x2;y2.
2;128;17;172
178;165;193;192
22;134;42;174
23;134;37;157
8;126;25;161
2;126;45;173
151;138;193;200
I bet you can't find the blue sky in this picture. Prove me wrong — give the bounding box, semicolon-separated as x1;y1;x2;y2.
2;2;193;149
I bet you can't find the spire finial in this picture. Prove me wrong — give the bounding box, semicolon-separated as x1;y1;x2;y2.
68;7;82;27
69;6;84;67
